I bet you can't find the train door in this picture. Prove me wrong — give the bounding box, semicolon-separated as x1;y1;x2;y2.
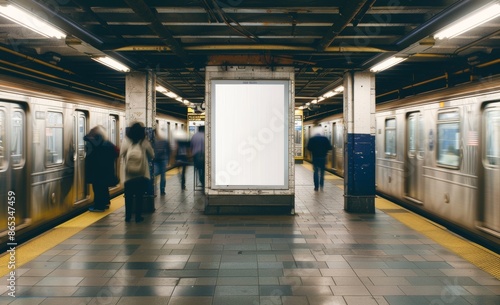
0;103;28;230
304;125;311;160
108;115;120;188
482;104;500;235
405;112;424;203
73;111;87;202
332;122;344;174
322;123;333;169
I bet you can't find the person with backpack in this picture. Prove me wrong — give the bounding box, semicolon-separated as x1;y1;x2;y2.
120;122;154;223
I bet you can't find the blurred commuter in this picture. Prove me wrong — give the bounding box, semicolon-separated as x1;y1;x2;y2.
84;125;119;212
173;129;190;190
306;126;332;191
120;122;154;223
190;125;205;188
153;127;170;195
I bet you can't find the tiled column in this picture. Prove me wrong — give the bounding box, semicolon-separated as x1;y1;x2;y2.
343;71;376;213
125;71;156;211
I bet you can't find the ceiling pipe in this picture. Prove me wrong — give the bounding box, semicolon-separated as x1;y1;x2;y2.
17;0;138;69
0;60;124;100
114;45;388;53
123;0;192;65
316;0;369;51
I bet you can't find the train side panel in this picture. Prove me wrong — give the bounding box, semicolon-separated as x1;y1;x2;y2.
307;78;500;250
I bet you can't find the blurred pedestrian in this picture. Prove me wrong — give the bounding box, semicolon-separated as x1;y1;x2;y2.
191;125;205;188
153;127;170;195
120;122;154;223
84;125;119;212
173;129;190;190
306;126;332;191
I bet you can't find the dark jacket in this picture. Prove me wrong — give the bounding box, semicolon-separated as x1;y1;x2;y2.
307;135;332;159
154;137;170;161
84;132;119;186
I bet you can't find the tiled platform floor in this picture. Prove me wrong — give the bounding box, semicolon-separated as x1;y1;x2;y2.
1;164;499;305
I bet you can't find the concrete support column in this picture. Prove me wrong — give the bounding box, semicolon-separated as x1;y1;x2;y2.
125;71;156;212
343;71;376;213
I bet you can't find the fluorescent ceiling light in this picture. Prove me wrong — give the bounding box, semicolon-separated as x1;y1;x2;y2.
334;86;344;92
156;85;168;94
166;91;178;98
0;4;66;39
322;91;336;98
91;56;130;72
370;56;407;73
434;3;500;39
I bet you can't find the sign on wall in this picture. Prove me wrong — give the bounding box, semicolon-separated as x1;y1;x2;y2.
211;80;289;189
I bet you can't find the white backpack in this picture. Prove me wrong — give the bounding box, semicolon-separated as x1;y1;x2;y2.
126;141;145;175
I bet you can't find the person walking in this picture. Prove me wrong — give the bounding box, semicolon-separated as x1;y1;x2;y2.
173;129;190;190
153;127;170;195
84;125;119;212
120;122;154;223
190;125;205;188
306;126;332;191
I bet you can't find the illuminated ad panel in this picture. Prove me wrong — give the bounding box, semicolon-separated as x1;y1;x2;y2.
211;80;289;189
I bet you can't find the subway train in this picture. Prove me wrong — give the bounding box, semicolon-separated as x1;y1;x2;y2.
0;76;186;250
304;76;500;252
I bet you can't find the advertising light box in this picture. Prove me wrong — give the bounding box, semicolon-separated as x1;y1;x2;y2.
211;80;289;189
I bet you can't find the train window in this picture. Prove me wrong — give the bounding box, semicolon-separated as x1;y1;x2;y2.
334;123;343;149
109;116;117;145
485;109;500;166
437;110;460;168
0;110;4;167
407;113;424;158
418;114;424;158
408;115;417;156
11;111;24;166
46;111;64;165
385;118;396;157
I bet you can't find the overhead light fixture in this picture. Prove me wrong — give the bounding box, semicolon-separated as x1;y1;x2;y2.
165;91;178;99
91;56;130;72
322;91;336;98
334;86;344;92
370;56;407;73
434;3;500;39
0;4;66;39
156;85;169;94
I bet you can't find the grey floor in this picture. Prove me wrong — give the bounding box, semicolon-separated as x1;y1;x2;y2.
1;164;499;305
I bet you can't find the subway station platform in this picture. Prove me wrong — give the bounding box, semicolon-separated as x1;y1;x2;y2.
1;164;499;305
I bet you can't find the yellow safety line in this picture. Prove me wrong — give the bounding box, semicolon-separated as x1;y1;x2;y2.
0;196;125;277
375;197;500;280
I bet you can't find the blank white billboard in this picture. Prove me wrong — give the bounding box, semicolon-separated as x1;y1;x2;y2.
211;80;289;189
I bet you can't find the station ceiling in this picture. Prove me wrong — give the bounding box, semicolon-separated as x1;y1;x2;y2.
0;0;499;119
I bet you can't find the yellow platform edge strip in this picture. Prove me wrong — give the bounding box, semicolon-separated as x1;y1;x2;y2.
375;197;500;280
0;196;125;277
